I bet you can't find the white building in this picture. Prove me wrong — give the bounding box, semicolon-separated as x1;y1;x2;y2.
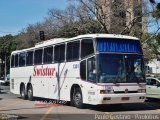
146;59;160;74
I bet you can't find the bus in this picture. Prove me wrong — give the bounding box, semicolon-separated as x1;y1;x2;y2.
10;34;146;108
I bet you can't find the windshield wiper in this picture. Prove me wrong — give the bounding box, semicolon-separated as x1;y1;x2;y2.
113;77;120;84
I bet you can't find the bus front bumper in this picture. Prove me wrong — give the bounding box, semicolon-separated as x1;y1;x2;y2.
96;93;146;104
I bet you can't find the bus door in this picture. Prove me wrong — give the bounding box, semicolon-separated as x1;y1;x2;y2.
80;56;97;103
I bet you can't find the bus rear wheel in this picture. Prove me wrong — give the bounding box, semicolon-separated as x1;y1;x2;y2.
73;88;84;109
20;85;27;100
27;85;34;101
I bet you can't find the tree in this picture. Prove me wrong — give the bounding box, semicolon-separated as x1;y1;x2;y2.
140;0;160;61
0;35;16;77
15;2;102;49
14;0;160;61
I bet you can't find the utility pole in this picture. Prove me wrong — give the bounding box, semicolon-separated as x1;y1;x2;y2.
0;58;2;93
0;58;2;78
4;55;6;80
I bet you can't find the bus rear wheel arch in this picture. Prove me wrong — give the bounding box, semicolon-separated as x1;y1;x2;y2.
20;83;27;100
27;84;34;101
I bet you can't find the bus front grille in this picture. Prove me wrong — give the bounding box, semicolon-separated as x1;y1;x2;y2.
114;91;138;94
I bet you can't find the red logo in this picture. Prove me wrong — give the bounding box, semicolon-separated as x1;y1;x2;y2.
33;66;55;76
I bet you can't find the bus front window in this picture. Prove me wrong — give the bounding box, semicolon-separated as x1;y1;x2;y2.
97;54;145;83
125;55;145;83
97;54;125;83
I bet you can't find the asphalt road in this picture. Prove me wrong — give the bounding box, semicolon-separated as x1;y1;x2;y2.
0;85;160;120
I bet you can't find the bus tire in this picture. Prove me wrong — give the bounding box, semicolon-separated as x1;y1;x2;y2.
27;85;34;101
73;88;84;109
71;96;75;107
20;84;27;100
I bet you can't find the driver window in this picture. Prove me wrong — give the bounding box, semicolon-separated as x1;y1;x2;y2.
87;57;96;82
156;80;160;86
146;79;150;85
134;59;142;75
150;79;156;86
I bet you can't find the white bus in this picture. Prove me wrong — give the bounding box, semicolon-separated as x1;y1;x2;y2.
10;34;146;108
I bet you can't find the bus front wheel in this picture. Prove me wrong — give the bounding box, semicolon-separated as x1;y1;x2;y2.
27;85;34;101
73;88;84;109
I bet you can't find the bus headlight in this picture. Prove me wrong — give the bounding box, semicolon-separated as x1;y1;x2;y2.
138;89;146;93
100;90;114;94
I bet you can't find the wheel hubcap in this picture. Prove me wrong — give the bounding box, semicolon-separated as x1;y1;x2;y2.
28;89;32;98
21;88;25;97
75;92;81;105
21;91;24;97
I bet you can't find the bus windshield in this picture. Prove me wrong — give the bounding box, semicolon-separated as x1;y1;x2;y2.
97;54;145;83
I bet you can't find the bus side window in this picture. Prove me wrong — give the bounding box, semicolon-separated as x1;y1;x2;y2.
15;54;19;67
81;39;94;58
19;52;26;67
43;46;53;64
87;57;96;82
66;41;80;61
26;51;33;66
11;55;15;68
54;44;65;62
34;49;43;65
80;60;86;80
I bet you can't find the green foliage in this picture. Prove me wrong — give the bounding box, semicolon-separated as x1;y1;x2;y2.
152;2;160;19
149;0;156;4
0;35;16;58
141;33;152;61
16;17;102;49
0;35;16;76
152;9;160;18
57;19;102;38
141;32;160;61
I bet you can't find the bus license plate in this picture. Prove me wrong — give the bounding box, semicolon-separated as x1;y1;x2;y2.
121;97;129;101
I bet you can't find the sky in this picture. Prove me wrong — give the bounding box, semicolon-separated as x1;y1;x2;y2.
0;0;68;36
0;0;160;37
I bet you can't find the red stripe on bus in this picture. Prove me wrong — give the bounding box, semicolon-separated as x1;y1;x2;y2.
34;104;64;106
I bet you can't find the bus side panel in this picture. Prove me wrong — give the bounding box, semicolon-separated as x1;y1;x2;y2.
79;80;99;104
32;65;53;98
59;62;80;101
48;64;58;99
10;67;29;95
58;61;99;104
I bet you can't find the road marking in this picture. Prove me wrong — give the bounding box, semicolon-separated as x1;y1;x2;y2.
105;112;114;120
40;107;53;120
0;100;20;110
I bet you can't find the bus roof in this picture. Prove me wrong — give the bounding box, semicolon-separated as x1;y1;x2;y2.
11;34;139;54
